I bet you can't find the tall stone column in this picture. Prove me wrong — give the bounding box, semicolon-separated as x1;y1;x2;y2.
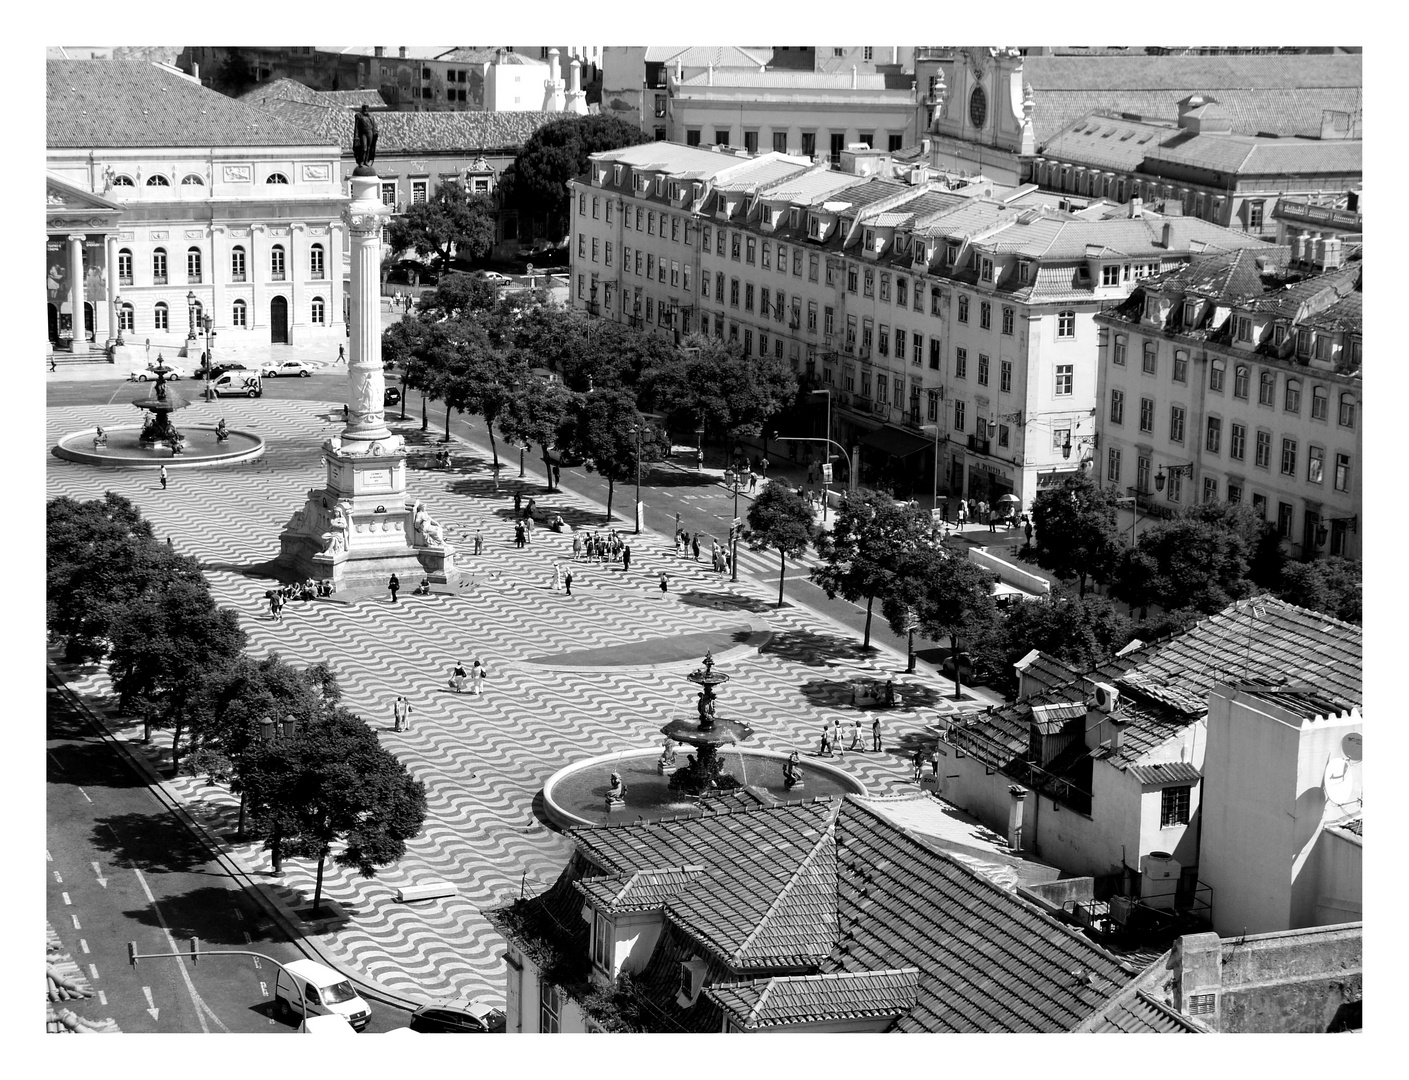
342;175;391;442
67;234;86;352
105;235;120;347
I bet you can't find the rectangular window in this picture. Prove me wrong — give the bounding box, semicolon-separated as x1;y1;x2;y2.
1259;372;1275;406
760;287;770;320
1312;386;1328;421
1173;351;1188;383
1102;264;1120;286
1055;364;1073;396
929;339;941;370
539;981;561;1033
1057;310;1076;338
1137;455;1151;494
1170;405;1185;443
1285;381;1301;414
979;301;991;330
745;283;754;312
381;181;396;206
897;277;908;307
957;295;968;323
606;202;613;224
1277;501;1293;538
913;334;924;366
1334;453;1350;492
746;236;756;264
895;328;906;359
801;131;816;158
715;271;724;299
1107;447;1121;485
1308;446;1324;484
577;234;585;258
605;242;613;267
669;259;678;286
1229;423;1246;461
1227;482;1242;504
744;328;753;353
1002;306;1014;335
794;249;803;277
808;254;818;282
592;911;610;970
1253;493;1268;519
715;229;724;256
953;399;965;432
683;265;692;293
412;180;427;204
955;347;967;380
998;424;1010;448
1139;397;1154;433
671;216;680;242
807;302;817;332
730;279;739;307
1280;438;1297;476
1161;786;1191;827
824;306;834;336
1210;361;1225;393
1255;431;1272;469
761;243;771;270
860;320;872;353
1234;365;1249;399
1339;394;1356;428
978;354;990;386
590;237;599;262
863;269;873;297
731;232;740;260
847;266;858;293
1166;469;1183;503
591;196;599;219
1113;335;1127;366
645;253;654;278
877;324;889;356
1000;360;1012;393
1053;427;1070;454
1206;417;1221;453
1110;388;1125;425
880;274;890;303
1142;341;1157;374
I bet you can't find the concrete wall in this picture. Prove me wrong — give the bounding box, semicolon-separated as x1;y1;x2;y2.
1310;827;1362;927
967;546;1050;595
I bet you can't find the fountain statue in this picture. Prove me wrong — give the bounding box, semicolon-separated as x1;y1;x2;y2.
132;357;191;452
659;652;755;796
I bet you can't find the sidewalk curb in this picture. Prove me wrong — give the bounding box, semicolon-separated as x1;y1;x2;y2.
46;665;430;1014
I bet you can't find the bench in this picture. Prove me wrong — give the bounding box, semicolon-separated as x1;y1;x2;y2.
395;880;458;903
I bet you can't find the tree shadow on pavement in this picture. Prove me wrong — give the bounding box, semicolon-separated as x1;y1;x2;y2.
118;884;270;947
758;629;874;667
89;811;216;875
796;677;950;713
640;467;718;489
678;590;773;614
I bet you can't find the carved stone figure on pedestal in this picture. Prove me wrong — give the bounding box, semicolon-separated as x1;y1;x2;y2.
353;105;378;171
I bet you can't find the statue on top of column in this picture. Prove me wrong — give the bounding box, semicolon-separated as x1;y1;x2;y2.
353;106;379;172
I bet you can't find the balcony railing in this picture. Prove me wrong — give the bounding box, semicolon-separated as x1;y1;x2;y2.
311;270;325;280
153;274;167;285
118;275;133;287
231;272;246;283
271;271;286;281
187;274;202;284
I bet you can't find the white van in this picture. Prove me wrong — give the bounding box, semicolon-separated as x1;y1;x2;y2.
274;959;372;1030
212;372;263;398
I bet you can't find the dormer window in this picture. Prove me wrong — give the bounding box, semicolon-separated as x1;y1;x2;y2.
677;958;708;1007
654;176;664;196
1184;299;1198;326
864;228;874;248
1145;296;1160;322
614;164;623;184
946;241;960;265
981;257;994;280
789;207;799;228
1101;264;1120;286
1019;262;1031;284
1272;324;1286;346
913;243;927;266
591;909;611;971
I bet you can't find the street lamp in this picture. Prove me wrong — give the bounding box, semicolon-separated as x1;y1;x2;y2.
1153;462;1193;492
695;418;705;473
186;290;198;345
201;314;216;401
631;424;644;534
723;467;743;582
113;293;125;346
921;420;943;523
1115;496;1140;546
810;388;832;521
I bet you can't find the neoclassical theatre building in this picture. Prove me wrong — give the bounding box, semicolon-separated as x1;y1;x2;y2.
46;58;348;357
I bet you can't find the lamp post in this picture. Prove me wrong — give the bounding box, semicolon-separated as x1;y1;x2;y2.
922;421;943;522
695;418;705;473
632;424;643;535
1153;462;1193;493
723;468;742;582
202;314;216;401
186;290;198;347
1115;496;1140;547
113;293;125;346
810;388;832;521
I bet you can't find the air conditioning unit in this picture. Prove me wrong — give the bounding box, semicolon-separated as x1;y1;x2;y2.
1094;683;1120;713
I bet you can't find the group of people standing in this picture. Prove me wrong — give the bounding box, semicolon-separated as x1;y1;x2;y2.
572;528;628;568
817;715;885;757
267;578;330;619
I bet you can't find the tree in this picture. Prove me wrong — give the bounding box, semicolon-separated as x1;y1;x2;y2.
1278;557;1362;624
242;712;428;915
210;48;257;97
885;546;1000;699
415;273;499;320
1026;471;1124;596
746;483;817;607
554;388;653;522
1111;502;1283;616
386;181;496;271
640;334;797;445
496;374;578;491
970;588;1133;698
501;115;649;236
460;345;530;485
106;580;247;773
810;490;933;649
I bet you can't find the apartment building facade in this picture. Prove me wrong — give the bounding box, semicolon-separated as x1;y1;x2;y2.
1093;243;1362;561
570;142;1272;506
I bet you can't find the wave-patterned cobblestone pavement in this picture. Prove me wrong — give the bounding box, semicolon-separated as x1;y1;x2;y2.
47;401;969;1002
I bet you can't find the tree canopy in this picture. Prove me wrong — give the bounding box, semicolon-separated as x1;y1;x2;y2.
553;387;658;521
970;588;1133;698
500;115;650;235
1277;556;1361;624
386;181;496;271
883;545;1000;699
640;335;797;443
415;273;500;321
1026;471;1124;596
746;482;817;607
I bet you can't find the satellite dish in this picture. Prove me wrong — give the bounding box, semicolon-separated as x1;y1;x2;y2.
1322;755;1356;807
1342;732;1363;762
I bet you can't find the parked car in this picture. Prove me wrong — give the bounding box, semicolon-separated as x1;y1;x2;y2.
208;362;249;379
474;271;511;285
408;996;505;1033
386;259;438;286
384;386;402;406
211;372;263;398
130;363;187;381
262;360;313;378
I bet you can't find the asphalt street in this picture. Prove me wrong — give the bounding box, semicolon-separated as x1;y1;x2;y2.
46;679;412;1034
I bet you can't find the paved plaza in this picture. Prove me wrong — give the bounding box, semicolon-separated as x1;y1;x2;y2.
46;395;984;1004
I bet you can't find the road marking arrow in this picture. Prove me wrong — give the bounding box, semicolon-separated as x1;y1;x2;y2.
62;892;71;906
91;861;107;888
53;871;62;883
143;986;159;1021
89;964;99;981
80;939;89;955
71;915;81;930
97;991;107;1006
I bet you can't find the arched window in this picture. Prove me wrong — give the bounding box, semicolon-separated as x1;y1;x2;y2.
309;243;325;279
153;301;169;330
152;247;168;284
187;246;202;284
117;248;133;286
112;174;135;187
1311;384;1328;421
1259;370;1275;406
146;174;170;187
266;173;289;185
270;244;285;281
119;303;135;333
230;245;246;282
232;299;247;327
310;296;325;324
191;299;203;325
181;174;205;186
1338;393;1356;429
1284;378;1301;414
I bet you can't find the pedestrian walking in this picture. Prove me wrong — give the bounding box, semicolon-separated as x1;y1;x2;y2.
957;501;968;527
469;659;487;695
621;545;631;573
449;661;467;692
674;512;682;536
387;573;400;602
931;748;941;784
337;344;346;364
659;571;669;594
849;718;863;752
474;529;484;555
819;726;832;757
691;535;700;561
514;490;522;516
343;403;350;422
392;695;409;732
564;569;574;596
872;715;882;753
833;717;844;757
1024;517;1033;545
159;465;168;490
514;523;526;549
551;562;562;593
913;749;926;783
524;515;534;544
748;469;757;493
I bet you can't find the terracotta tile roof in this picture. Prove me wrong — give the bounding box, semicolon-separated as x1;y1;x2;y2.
990;216;1273;261
1299;287;1363;334
706;968;920;1030
1023;54;1364;141
1040;116;1174;172
47;60;332;149
823;178;908;213
575;865;709;912
645;45;772;68
677;70;897;92
1031;701;1086;734
240;79;389;111
1145;135;1362;176
1016;649;1082;692
1125;761;1202;786
760;169;868;205
832;799;1140;1032
249;98;557;154
1083;988;1203;1033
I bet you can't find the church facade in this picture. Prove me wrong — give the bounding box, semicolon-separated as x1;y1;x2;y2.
46;59;348;357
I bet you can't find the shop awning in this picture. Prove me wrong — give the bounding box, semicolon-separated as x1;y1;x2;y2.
859;425;933;459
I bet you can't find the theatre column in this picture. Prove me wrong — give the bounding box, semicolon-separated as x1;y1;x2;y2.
67;234;86;352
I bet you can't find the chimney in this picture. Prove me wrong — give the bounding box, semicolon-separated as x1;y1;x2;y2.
1322;235;1343;270
707;62;713;86
921;137;931;156
1006;786;1028;851
1129;196;1144;219
892;46;899;65
374;46;384;58
1168;932;1223;1019
676;57;682;81
399;46;407;59
570;55;581;93
192;61;199;82
852;65;858;90
1161;221;1174;248
1108;715;1127;752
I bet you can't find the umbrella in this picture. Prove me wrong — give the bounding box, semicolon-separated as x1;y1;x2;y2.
997;493;1021;504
